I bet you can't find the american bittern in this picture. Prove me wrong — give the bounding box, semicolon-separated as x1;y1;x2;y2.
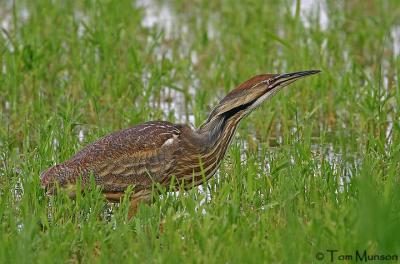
41;70;320;215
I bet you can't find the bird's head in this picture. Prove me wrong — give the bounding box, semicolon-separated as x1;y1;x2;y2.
205;70;320;123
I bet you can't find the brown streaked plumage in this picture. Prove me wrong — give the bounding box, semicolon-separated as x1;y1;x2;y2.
41;70;320;216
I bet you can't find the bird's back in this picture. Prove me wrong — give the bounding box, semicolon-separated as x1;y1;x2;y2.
40;121;182;195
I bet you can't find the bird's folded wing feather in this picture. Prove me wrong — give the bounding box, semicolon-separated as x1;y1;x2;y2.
67;121;181;192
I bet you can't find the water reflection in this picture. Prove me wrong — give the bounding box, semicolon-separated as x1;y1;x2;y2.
135;0;175;39
135;0;198;124
391;25;400;57
0;2;30;31
74;10;89;38
78;130;85;143
291;0;328;30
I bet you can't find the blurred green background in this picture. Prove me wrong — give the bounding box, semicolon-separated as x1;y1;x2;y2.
0;0;399;263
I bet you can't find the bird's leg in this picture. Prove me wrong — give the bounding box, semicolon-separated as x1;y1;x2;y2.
128;193;152;219
105;191;152;219
128;197;141;219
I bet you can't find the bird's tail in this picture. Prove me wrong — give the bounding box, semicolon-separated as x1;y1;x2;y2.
40;164;77;195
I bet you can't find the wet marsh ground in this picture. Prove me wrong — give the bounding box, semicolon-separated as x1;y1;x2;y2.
1;0;400;263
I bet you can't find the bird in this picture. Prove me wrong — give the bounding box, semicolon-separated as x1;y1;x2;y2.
40;70;320;216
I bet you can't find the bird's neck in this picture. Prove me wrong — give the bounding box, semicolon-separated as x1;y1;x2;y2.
197;114;241;149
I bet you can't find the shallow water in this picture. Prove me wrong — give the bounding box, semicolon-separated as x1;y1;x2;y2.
391;25;400;57
291;0;328;30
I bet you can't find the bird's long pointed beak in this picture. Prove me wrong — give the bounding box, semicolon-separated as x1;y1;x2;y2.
270;70;320;89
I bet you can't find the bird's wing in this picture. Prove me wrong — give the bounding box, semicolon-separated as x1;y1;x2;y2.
67;121;181;192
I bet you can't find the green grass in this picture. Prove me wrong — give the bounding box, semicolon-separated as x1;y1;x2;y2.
1;0;400;263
